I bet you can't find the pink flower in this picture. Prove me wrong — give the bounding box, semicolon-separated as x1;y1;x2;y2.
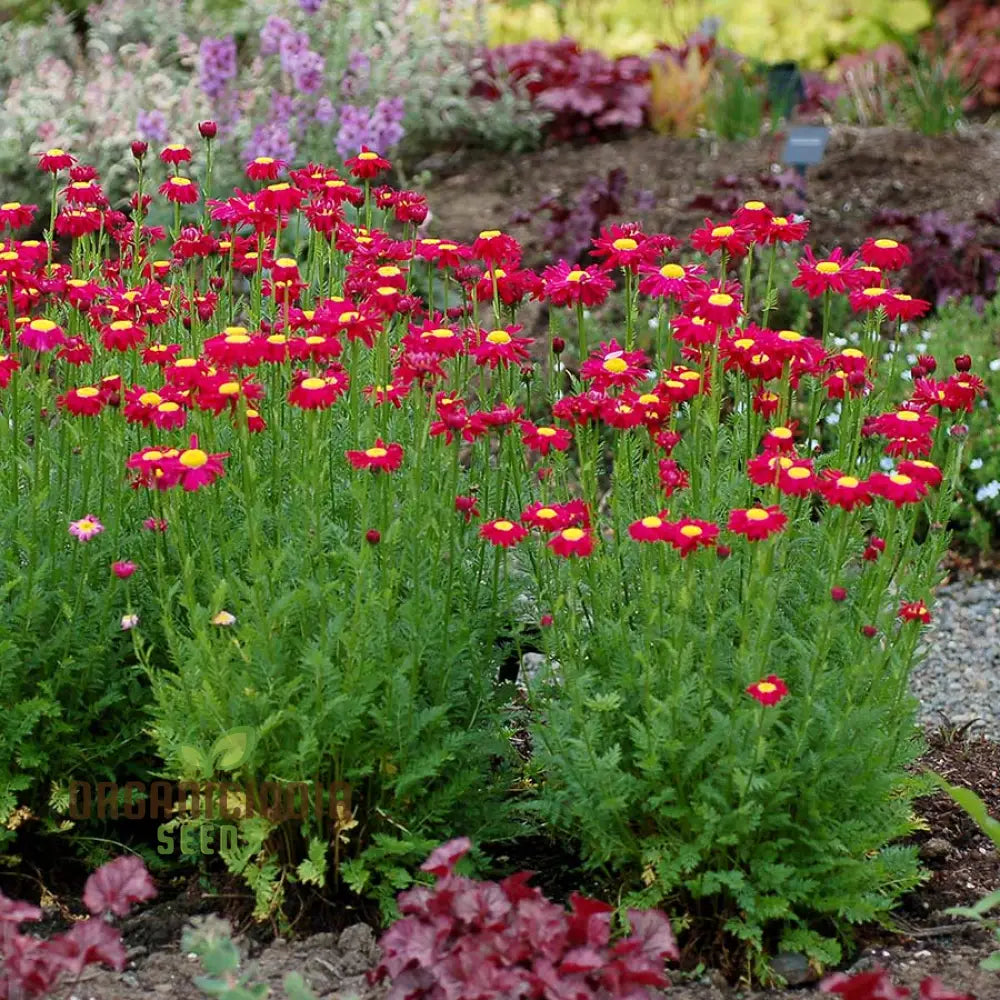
69;515;104;542
112;561;138;579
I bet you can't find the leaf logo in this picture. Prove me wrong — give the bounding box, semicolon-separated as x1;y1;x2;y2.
177;726;258;779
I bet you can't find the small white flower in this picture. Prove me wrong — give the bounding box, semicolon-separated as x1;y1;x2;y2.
915;343;927;352
976;480;1000;501
832;336;848;348
211;610;236;626
825;411;840;425
900;370;912;381
990;358;1000;372
648;318;657;329
880;457;895;471
906;354;917;366
970;457;984;470
121;614;139;631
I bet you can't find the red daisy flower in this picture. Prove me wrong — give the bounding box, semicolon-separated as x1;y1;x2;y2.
897;459;943;487
637;260;706;300
759;215;810;244
0;354;20;388
547;526;595;558
898;600;931;624
690;218;752;257
470;325;533;369
589;223;664;272
245;156;286;181
870;406;938;439
663;517;719;556
471;229;521;268
159;144;192;166
167;437;228;492
19;318;66;352
57;385;105;417
747;675;789;706
289;375;345;410
657;458;690;496
884;292;930;322
344;146;391;179
860;237;911;271
0;202;37;231
727;505;788;541
819;471;874;511
791;246;861;298
160;177;199;204
480;518;528;547
346;439;404;472
520;421;573;455
579;340;649;390
693;288;742;327
868;471;928;507
539;260;615;307
628;512;672;542
37;147;75;172
521;502;578;532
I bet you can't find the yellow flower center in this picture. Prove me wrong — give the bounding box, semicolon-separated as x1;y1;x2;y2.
665;380;684;390
679;524;703;538
76;387;100;398
745;508;770;521
138;392;162;405
641;516;663;529
837;476;859;488
874;239;898;249
76;519;95;531
778;330;802;341
679;371;700;381
376;286;398;295
301;377;326;390
306;336;324;345
711;225;734;238
896;410;921;423
30;319;57;331
660;263;685;279
913;460;935;469
772;217;788;225
537;508;558;520
158;402;180;413
439;243;458;251
751;353;770;365
566;270;586;282
895;294;912;302
612;237;638;251
267;335;287;344
842;348;865;358
219;382;240;396
424;328;454;339
787;467;811;480
493;520;514;531
890;474;912;486
816;261;841;274
366;446;388;458
143;450;164;462
603;356;629;373
562;528;585;541
734;338;755;350
638;394;660;405
862;287;884;297
47;148;65;155
358;151;379;160
537;427;557;437
377;265;401;277
225;334;251;344
110;320;134;331
757;681;777;694
1;202;21;210
708;293;733;307
255;157;274;164
771;427;792;439
486;330;512;344
275;257;296;268
744;201;766;210
478;229;501;239
170;177;192;187
180;449;208;469
267;183;290;192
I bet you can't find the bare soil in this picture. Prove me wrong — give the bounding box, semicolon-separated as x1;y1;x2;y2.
421;125;1000;260
61;729;1000;999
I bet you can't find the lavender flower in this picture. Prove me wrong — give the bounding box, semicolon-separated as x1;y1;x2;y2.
315;96;336;125
340;49;371;98
278;30;310;76
199;35;237;100
259;15;293;56
136;108;169;144
243;121;297;163
292;49;325;94
335;98;405;160
298;0;324;11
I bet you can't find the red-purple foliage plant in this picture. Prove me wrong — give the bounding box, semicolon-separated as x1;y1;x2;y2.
0;856;156;999
370;837;678;1000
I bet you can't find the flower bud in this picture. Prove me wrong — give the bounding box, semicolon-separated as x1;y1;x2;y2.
552;337;566;355
954;354;972;372
910;365;927;380
540;614;554;627
365;529;381;545
917;353;936;373
131;140;148;160
830;586;847;602
949;424;969;439
861;625;878;638
198;120;218;139
717;544;732;560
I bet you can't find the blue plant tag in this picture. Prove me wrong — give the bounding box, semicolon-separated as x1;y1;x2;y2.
783;126;830;168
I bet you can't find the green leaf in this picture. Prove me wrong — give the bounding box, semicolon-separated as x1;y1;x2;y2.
178;745;208;778
932;774;1000;849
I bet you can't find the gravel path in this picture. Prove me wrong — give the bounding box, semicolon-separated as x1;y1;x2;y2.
914;575;1000;739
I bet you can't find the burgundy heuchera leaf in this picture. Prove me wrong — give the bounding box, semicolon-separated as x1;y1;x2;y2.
82;855;157;917
420;837;472;878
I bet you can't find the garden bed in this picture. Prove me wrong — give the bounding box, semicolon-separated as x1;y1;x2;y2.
57;730;1000;998
423;125;1000;259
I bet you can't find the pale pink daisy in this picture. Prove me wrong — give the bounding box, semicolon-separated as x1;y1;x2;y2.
69;515;104;542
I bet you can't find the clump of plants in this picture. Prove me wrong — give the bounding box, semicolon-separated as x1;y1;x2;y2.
0;135;987;981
